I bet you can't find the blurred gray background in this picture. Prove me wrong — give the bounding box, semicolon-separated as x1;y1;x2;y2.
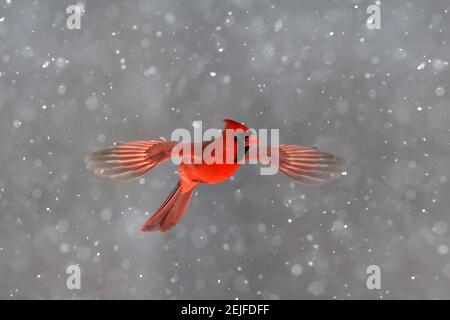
1;0;450;299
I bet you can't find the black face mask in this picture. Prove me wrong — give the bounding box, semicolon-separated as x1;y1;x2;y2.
233;135;250;163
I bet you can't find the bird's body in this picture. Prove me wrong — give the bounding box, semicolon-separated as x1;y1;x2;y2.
180;144;241;186
86;119;344;232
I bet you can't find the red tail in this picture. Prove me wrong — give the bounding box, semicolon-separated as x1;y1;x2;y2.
140;181;196;232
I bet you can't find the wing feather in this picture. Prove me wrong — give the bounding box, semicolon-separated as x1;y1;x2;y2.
258;144;344;185
85;139;175;181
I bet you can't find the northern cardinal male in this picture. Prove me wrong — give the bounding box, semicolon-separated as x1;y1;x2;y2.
85;119;344;232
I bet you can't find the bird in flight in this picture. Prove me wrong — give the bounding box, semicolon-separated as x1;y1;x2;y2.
85;119;344;232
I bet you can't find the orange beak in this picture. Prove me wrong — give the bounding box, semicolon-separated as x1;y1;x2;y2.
245;134;259;147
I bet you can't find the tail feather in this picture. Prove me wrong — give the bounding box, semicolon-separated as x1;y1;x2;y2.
140;181;195;232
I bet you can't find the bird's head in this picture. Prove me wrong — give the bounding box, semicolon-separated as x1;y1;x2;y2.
223;118;259;155
223;118;249;131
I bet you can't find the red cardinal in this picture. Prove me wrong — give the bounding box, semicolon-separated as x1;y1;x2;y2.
85;119;344;232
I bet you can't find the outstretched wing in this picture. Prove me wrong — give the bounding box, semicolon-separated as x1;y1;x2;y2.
257;144;344;185
85;140;177;180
